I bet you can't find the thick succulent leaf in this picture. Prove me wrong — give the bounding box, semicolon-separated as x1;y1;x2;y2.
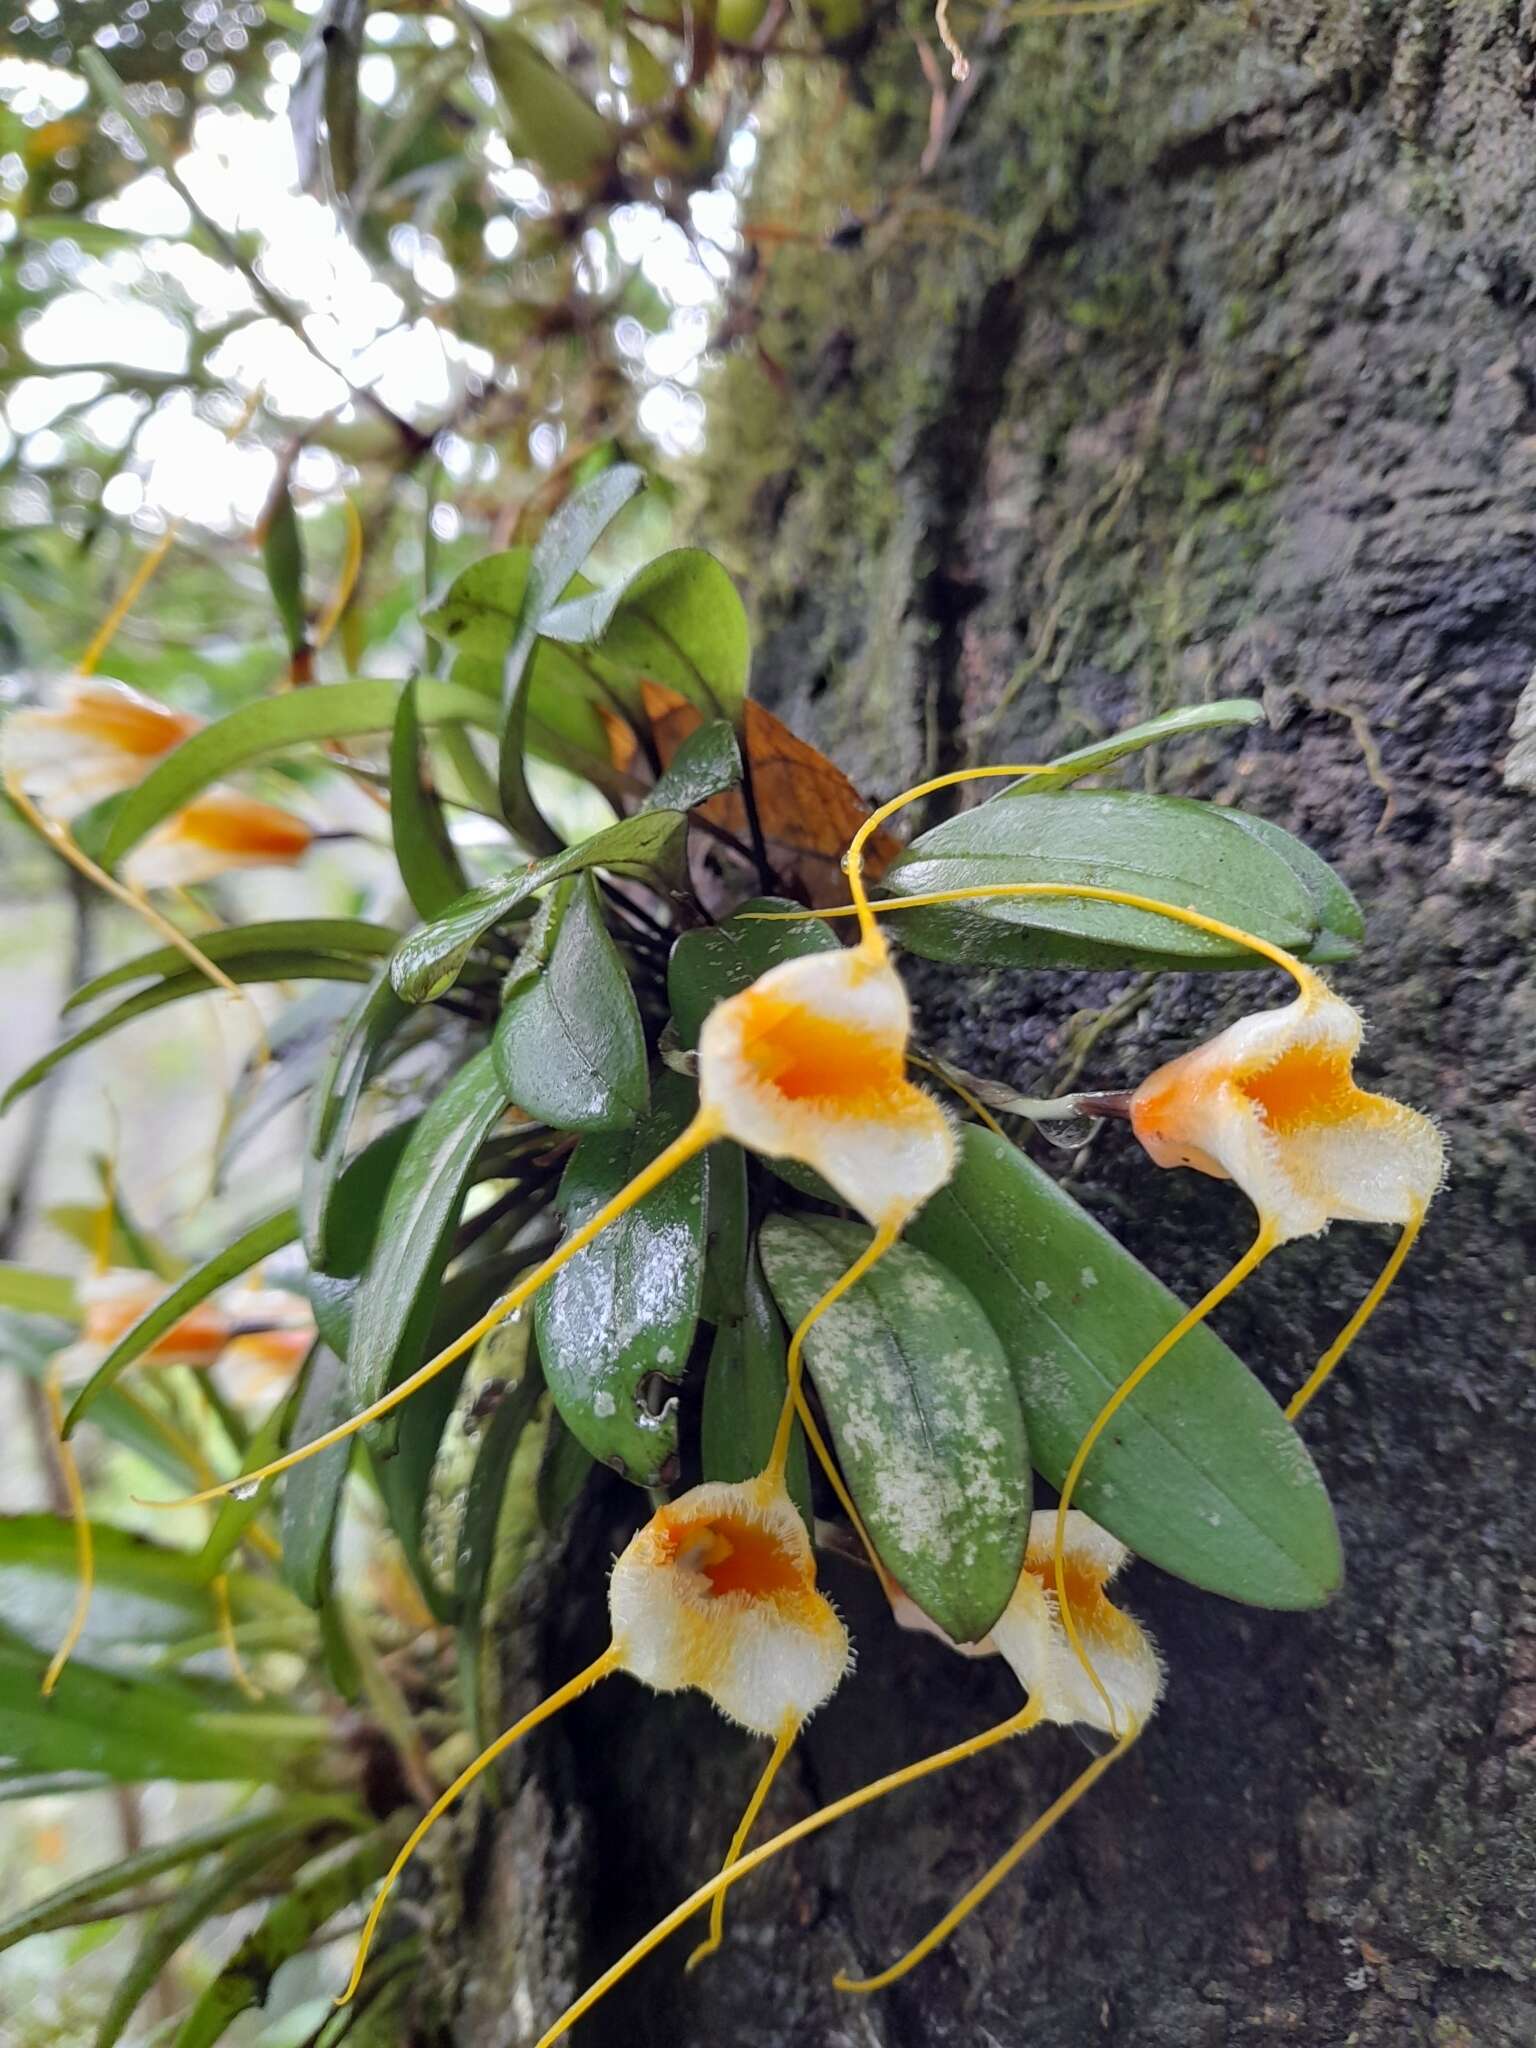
539;548;750;721
62;1206;299;1433
391;677;469;918
884;789;1351;969
101;677;496;865
758;1213;1031;1643
0;1622;320;1783
63;920;395;1011
534;1073;708;1485
3;956;376;1112
0;1518;296;1676
1001;699;1267;795
905;1125;1343;1608
391;809;687;1005
346;1048;509;1443
493;871;648;1132
666;894;839;1049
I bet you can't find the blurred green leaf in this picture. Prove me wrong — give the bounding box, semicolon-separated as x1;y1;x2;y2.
455;1365;545;1741
493;871;648;1132
884;790;1351;969
64;1207;300;1433
758;1213;1031;1643
390;677;468;919
0;1264;76;1318
278;1347;352;1610
535;1072;707;1485
101;679;498;866
906;1126;1343;1608
261;468;308;659
482;26;620;185
391;809;687;1005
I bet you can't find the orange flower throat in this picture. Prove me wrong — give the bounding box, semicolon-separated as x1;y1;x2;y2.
665;1511;807;1601
1239;1044;1357;1132
735;990;907;1111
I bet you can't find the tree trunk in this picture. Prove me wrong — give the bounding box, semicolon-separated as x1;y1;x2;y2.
441;7;1536;2043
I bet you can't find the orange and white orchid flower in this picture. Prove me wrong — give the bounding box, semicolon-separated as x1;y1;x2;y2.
1;675;200;823
122;787;313;892
340;1471;850;2003
529;1509;1159;2043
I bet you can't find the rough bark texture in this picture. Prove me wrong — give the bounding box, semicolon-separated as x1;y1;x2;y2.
434;5;1536;2043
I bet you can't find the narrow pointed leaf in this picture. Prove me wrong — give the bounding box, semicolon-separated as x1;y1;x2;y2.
534;1072;708;1485
905;1125;1343;1608
758;1213;1031;1643
493;871;648;1132
279;1346;353;1609
0;1264;76;1317
702;1252;813;1530
101;678;497;865
540;548;750;720
1001;699;1267;795
390;677;468;918
455;1365;546;1740
64;920;395;1011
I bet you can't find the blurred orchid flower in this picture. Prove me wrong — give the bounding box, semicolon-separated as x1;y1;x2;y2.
123;787;314;891
1;675;199;823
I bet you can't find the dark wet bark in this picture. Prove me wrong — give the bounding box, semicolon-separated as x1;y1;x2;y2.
427;6;1536;2043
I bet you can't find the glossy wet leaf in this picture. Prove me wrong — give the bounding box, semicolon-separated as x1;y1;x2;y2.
641;717;742;815
3;955;377;1112
63;919;394;1011
905;1125;1342;1608
667;893;839;1049
63;1206;299;1433
493;871;648;1132
391;808;687;1005
279;1346;352;1610
346;1048;509;1445
540;548;750;720
455;1365;545;1740
1001;698;1267;795
758;1213;1031;1643
535;1073;708;1485
101;677;496;865
884;789;1344;969
391;676;468;918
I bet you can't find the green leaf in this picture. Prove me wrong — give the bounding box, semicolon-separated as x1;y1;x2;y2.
64;1207;300;1434
0;1264;76;1318
390;678;469;919
63;921;396;1012
391;809;687;1005
482;26;620;185
306;964;412;1169
0;1805;349;1956
262;470;308;659
455;1366;546;1741
702;1248;813;1532
170;1821;409;2048
641;717;742;814
758;1214;1032;1643
0;1623;321;1784
535;1072;708;1485
1001;699;1267;795
884;789;1336;970
540;548;750;721
497;466;647;847
346;1048;509;1443
303;1120;417;1283
0;1518;294;1675
905;1125;1343;1608
1216;808;1365;964
493;872;648;1132
666;895;839;1050
536;1409;594;1530
3;957;377;1112
100;678;497;865
278;1347;352;1610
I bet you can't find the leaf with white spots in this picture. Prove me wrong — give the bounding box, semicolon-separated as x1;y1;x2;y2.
758;1213;1031;1643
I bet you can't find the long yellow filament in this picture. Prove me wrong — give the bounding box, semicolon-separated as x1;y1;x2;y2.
766;1215;903;1486
40;1362;93;1699
686;1715;799;1971
1286;1208;1424;1420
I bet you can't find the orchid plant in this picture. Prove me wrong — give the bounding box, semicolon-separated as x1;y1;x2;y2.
0;462;1439;2044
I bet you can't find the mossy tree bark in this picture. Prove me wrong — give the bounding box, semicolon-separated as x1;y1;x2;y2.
434;7;1536;2043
